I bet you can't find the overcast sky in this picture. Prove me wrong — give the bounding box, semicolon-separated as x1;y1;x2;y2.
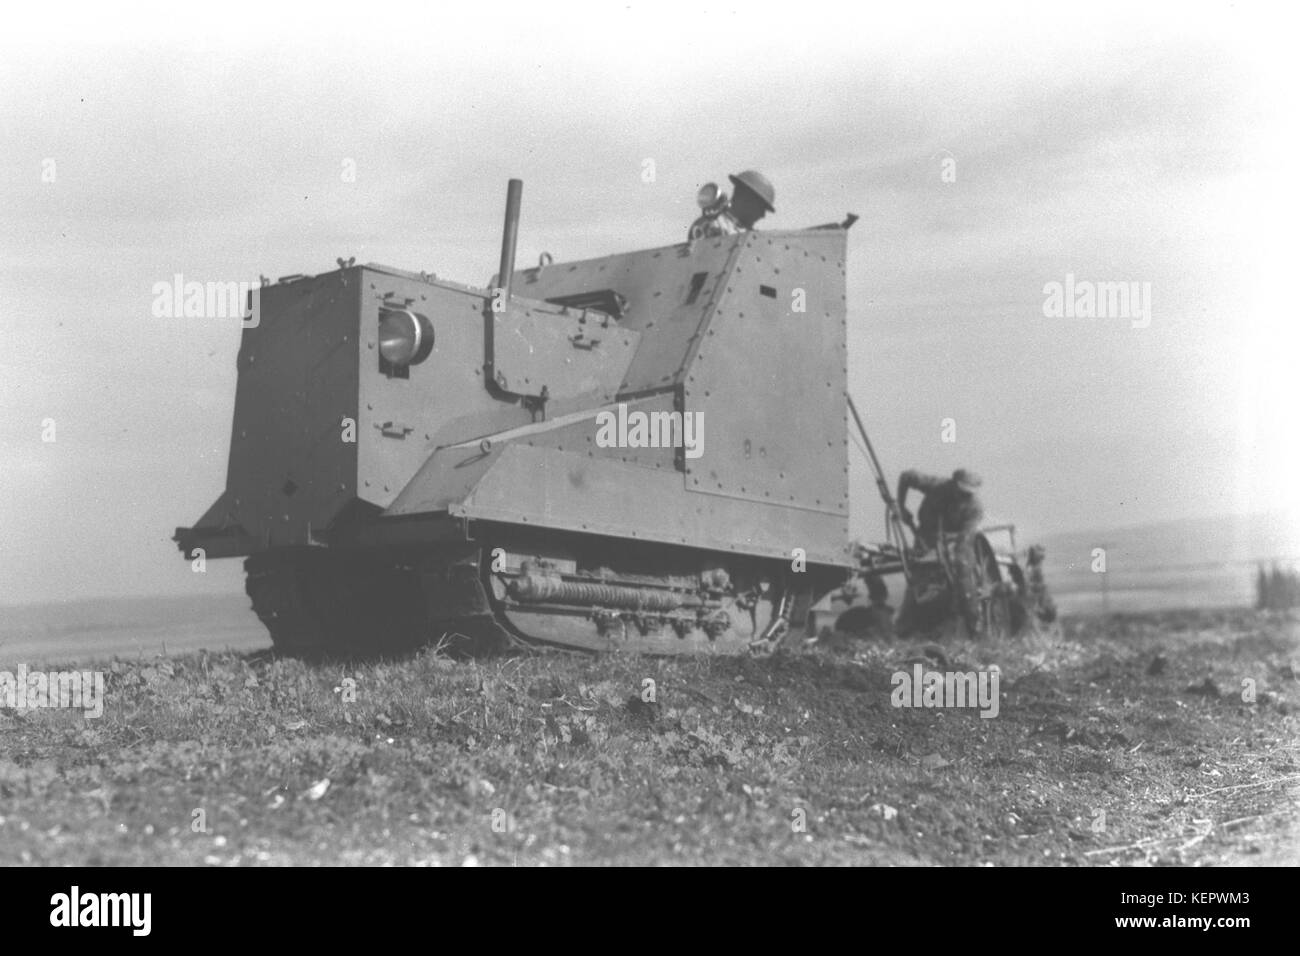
2;1;1297;605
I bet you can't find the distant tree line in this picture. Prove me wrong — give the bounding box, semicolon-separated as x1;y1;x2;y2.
1256;563;1300;610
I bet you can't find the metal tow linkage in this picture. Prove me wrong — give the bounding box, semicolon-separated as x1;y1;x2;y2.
748;589;792;657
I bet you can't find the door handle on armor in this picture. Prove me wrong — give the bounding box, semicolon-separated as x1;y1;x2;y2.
377;421;413;439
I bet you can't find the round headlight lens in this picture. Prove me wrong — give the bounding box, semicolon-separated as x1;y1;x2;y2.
378;309;432;366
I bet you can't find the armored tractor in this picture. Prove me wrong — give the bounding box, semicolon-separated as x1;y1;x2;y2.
176;178;1021;655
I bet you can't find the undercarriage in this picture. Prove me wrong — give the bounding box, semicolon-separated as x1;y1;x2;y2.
243;527;842;658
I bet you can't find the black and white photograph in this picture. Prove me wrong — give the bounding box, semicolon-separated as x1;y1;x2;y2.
1;0;1296;905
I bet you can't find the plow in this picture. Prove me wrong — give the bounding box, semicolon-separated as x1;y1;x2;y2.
844;396;1030;643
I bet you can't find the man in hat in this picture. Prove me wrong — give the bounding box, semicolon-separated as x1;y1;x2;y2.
688;169;776;240
896;468;985;553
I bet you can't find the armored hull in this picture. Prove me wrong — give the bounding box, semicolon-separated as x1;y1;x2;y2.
177;183;859;655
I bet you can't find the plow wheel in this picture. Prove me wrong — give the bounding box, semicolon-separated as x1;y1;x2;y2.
897;534;1023;640
970;534;1015;639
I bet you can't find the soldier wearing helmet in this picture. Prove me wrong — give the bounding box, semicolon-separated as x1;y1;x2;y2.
688;169;776;241
896;468;984;553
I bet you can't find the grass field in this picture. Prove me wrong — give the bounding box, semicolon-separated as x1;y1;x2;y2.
1;608;1296;865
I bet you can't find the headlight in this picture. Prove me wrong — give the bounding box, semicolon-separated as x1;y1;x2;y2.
378;309;433;367
696;182;723;210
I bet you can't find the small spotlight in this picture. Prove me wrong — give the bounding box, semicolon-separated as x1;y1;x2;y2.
696;182;725;210
378;309;434;367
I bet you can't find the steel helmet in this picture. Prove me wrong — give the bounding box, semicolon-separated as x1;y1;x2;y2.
728;170;775;213
952;469;983;492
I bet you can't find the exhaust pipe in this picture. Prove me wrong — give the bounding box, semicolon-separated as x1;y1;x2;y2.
485;179;522;390
496;178;523;307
